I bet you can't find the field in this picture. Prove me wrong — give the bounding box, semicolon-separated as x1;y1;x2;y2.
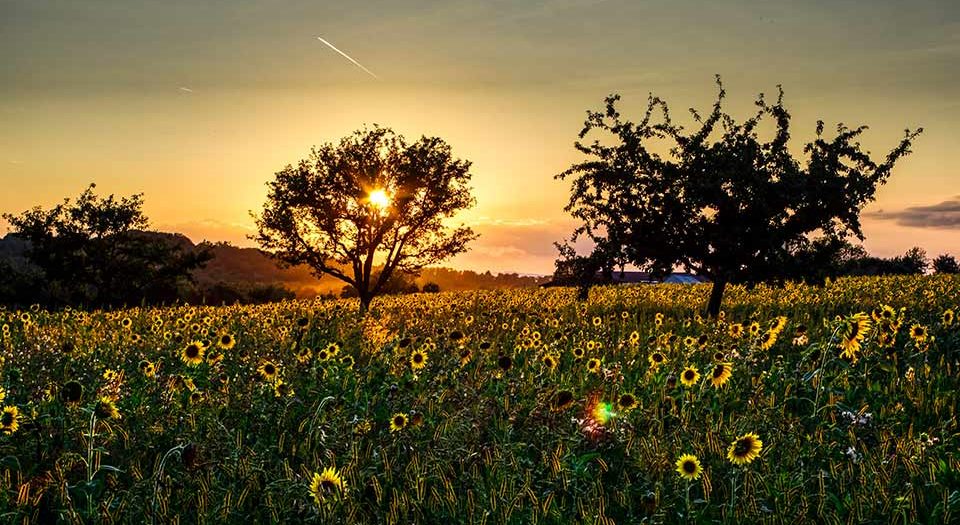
0;275;958;524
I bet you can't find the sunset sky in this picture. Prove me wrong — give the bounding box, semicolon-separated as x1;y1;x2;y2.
1;0;958;274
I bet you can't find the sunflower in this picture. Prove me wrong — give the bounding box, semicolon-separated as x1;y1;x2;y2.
296;347;313;365
217;334;236;350
258;361;279;381
727;323;743;339
680;366;700;387
189;391;204;404
648;351;667;369
309;466;346;505
1;406;20;435
325;342;341;357
121;317;132;329
274;380;294;398
340;355;355;369
943;309;955;328
572;347;586;361
95;398;120;420
0;387;5;404
748;322;760;337
541;353;559;372
675;454;702;480
617;392;638;412
389;413;408;433
710;362;733;388
586;358;602;374
553;390;575;411
410;349;428;371
60;380;83;404
910;324;928;344
759;330;778;350
181;341;205;366
592;316;602;327
839;313;872;362
459;348;473;367
727;432;763;465
683;336;696;348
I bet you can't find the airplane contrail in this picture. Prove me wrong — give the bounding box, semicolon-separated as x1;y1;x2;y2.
317;37;379;79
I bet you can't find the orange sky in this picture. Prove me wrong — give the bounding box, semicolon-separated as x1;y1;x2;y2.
1;1;957;274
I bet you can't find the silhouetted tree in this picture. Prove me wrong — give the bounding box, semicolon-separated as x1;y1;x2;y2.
2;185;210;307
558;77;921;316
422;282;441;293
932;254;959;274
255;126;477;313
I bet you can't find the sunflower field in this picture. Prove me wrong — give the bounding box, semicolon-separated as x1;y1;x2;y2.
0;274;958;524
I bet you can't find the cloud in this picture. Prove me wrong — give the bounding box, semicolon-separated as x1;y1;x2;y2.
866;196;960;229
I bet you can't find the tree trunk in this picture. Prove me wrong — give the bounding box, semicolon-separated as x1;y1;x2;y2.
706;278;726;318
358;292;371;316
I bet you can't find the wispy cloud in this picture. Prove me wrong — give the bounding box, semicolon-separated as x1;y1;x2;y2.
178;86;194;93
866;196;960;229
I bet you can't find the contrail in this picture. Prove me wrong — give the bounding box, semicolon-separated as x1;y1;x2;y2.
178;86;194;93
317;37;379;79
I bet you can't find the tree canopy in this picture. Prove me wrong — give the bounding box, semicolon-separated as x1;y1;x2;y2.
2;185;210;307
557;77;922;316
254;126;477;312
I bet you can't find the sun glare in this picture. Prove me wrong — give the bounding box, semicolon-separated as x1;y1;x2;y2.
368;189;391;209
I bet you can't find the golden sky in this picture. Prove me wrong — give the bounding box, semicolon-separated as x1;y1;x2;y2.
1;1;958;274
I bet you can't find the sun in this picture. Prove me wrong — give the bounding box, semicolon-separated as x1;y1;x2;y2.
368;189;391;209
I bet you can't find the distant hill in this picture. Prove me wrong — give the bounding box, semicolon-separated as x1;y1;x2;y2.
0;233;549;298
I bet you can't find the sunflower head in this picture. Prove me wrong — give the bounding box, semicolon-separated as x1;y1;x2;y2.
410;349;428;370
586;358;601;374
390;413;408;433
1;406;20;435
680;366;700;387
309;466;346;506
258;361;279;381
60;380;83;404
711;363;733;388
675;454;702;480
617;393;638;412
218;334;236;350
553;390;575;411
727;432;763;465
181;341;205;366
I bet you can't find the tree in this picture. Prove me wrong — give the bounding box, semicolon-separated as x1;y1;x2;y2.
557;76;921;316
254;126;477;313
2;185;210;307
932;254;958;274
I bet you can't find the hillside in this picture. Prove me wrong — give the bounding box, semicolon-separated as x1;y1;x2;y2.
0;234;548;299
